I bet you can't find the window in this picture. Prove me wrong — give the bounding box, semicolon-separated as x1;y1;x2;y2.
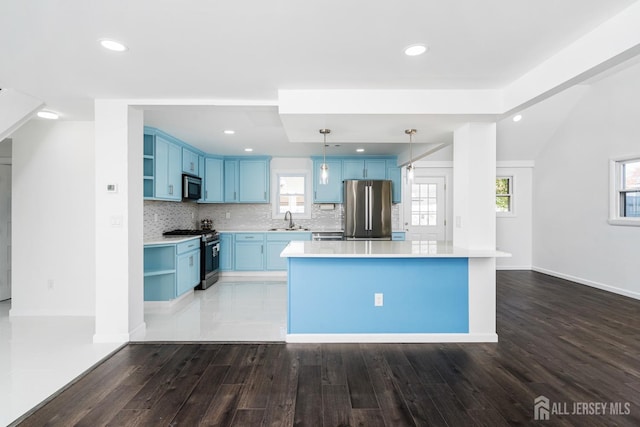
496;177;513;214
610;157;640;225
411;183;437;226
277;175;306;214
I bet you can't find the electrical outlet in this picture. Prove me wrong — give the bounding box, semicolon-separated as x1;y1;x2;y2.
374;293;383;307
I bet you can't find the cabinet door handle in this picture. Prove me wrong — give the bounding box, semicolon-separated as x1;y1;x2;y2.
205;190;208;199
234;191;237;200
169;184;173;195
264;191;266;200
261;245;263;254
245;236;254;239
189;255;193;266
363;168;366;178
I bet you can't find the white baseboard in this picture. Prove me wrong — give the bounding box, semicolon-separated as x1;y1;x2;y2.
532;266;640;301
286;333;498;343
93;322;146;343
9;309;94;317
92;332;130;343
219;271;287;279
497;265;532;271
129;322;147;341
144;289;194;313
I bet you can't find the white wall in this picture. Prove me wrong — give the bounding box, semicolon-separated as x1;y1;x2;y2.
94;101;144;343
10;121;96;315
419;146;534;269
496;165;533;270
533;60;640;299
0;138;12;157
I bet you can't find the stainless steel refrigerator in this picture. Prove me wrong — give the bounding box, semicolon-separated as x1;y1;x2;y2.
343;180;392;240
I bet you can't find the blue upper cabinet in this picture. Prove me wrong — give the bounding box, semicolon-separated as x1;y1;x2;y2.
145;127;207;202
143;134;155;199
154;135;182;201
387;159;402;203
225;157;270;203
203;157;224;203
224;159;238;202
182;147;199;175
313;158;343;203
239;159;269;202
312;156;400;204
343;159;387;180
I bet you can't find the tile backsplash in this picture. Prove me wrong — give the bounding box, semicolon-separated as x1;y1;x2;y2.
144;200;400;239
144;200;199;239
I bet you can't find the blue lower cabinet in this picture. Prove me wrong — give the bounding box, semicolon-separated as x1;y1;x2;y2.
223;232;312;271
219;233;234;271
176;249;200;296
144;238;200;301
266;232;312;270
266;241;289;270
234;233;265;270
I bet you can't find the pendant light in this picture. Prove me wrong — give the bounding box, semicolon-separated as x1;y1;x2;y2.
405;129;416;183
319;129;330;185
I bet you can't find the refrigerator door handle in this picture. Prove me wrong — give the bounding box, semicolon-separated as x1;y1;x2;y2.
364;184;369;230
367;185;373;231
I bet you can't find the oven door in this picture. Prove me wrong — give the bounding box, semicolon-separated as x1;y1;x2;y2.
199;239;220;289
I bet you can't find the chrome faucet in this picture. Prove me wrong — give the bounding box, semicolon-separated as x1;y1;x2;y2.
284;211;294;229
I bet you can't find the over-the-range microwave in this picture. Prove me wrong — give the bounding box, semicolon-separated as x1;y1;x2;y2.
183;174;202;200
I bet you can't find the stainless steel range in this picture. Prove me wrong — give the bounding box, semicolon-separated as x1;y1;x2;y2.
163;229;220;289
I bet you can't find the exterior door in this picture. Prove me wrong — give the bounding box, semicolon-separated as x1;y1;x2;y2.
0;165;10;301
404;176;446;241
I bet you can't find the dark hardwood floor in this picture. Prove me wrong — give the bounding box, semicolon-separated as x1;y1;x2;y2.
16;271;640;426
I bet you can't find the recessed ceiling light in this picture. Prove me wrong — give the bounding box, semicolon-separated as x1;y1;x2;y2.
224;130;235;135
404;44;428;56
99;39;128;52
37;111;59;120
512;114;523;122
244;148;253;152
356;148;365;152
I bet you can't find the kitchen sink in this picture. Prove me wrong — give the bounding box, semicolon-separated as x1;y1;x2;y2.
268;227;310;231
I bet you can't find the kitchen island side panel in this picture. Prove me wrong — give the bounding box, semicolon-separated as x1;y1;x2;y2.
287;257;469;334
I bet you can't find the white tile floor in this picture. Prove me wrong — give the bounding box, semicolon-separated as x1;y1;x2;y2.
139;277;288;342
0;301;124;426
0;276;287;425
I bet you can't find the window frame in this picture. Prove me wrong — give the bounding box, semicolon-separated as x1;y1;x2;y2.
496;176;515;217
410;181;439;226
609;156;640;226
272;170;312;220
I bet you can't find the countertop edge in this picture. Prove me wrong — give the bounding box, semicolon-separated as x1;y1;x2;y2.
144;236;201;246
280;241;511;259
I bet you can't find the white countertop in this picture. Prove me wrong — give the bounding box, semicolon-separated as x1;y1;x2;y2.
219;229;313;233
144;235;200;245
280;240;511;259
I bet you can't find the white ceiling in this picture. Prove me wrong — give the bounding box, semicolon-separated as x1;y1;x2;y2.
2;0;639;159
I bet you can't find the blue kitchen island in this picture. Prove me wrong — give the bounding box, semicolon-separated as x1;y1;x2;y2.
281;240;509;343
